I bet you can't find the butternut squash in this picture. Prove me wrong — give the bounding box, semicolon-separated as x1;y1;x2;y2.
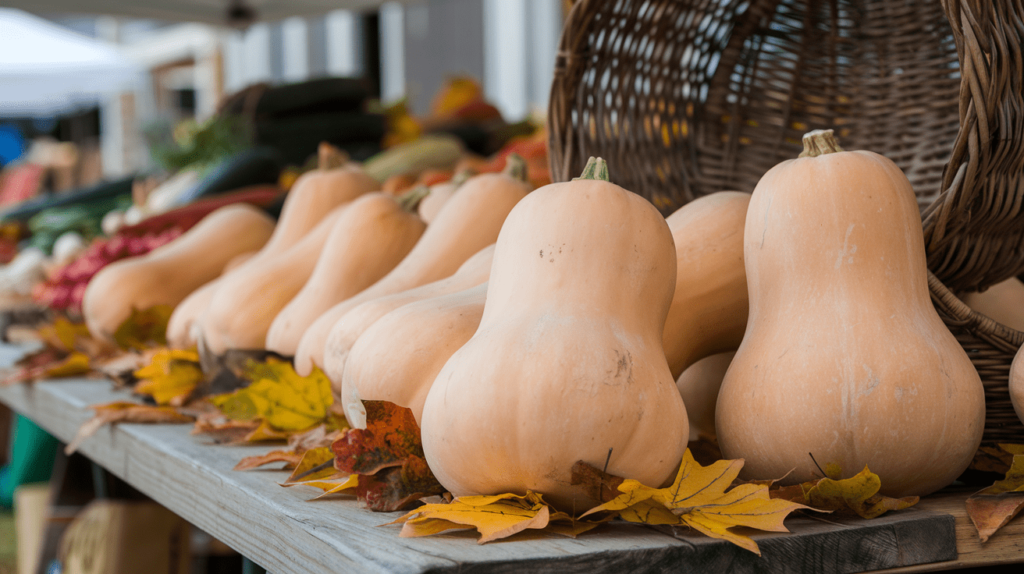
1010;345;1024;426
664;192;750;378
265;193;426;356
417;170;474;224
327;246;492;405
716;130;985;497
165;251;257;349
294;156;530;376
83;204;275;342
420;158;687;510
200;205;347;353
676;352;734;442
962;277;1024;332
260;143;378;255
342;283;487;427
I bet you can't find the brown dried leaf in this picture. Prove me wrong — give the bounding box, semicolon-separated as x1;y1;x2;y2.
357;456;445;512
967;454;1024;542
234;450;305;471
67;401;194;454
570;461;625;504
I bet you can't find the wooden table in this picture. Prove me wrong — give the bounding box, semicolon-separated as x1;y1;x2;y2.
1;346;1021;574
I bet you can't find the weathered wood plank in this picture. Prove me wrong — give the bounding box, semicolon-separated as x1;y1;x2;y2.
0;342;968;574
872;489;1024;573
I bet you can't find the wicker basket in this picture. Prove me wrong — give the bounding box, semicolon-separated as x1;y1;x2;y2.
549;0;1024;445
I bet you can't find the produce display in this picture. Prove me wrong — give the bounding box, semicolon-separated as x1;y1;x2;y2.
716;130;985;497
4;88;1018;552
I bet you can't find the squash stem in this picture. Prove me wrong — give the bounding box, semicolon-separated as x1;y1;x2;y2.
318;142;349;170
398;185;430;213
799;129;843;158
574;157;610;182
452;168;476;188
502;153;529;182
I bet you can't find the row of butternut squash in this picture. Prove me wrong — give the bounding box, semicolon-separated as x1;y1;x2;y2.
82;131;1023;511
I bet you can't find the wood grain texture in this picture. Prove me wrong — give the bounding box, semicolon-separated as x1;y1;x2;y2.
0;344;967;574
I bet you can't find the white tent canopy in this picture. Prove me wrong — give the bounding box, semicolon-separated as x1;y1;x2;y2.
0;1;394;27
0;8;142;117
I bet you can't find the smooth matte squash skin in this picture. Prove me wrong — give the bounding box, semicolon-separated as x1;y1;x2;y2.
261;165;378;255
166;251;257;349
200;205;347;353
265;194;426;356
294;167;530;376
420;163;687;510
664;192;750;378
417;181;457;224
329;247;494;405
962;278;1024;332
83;204;275;341
190;164;377;352
343;283;487;427
676;352;734;442
1010;346;1024;426
716;133;985;497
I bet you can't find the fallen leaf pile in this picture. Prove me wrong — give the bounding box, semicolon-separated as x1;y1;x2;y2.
199;359;337;443
579;450;811;554
4;307;176;385
770;464;918;519
3;318;109;384
967;449;1024;543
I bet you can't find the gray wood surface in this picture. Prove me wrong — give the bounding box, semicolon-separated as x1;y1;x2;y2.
0;345;957;574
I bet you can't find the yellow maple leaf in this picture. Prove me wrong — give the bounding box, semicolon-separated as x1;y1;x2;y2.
390;491;602;544
211;359;332;432
279;447;358;496
39;318;92;352
801;466;918;519
392;492;551;544
44;352;91;378
133;349;203;406
581;450;810;555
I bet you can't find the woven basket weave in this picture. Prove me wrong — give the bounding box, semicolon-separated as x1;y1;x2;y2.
549;0;1024;444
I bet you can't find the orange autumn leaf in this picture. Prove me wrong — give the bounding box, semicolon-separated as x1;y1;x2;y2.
67;401;194;454
332;401;424;475
234;450;305;471
580;450;811;555
967;454;1024;543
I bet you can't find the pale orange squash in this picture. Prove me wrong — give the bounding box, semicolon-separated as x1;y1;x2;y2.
327;246;493;406
419;158;687;510
663;192;750;378
1010;345;1024;426
716;130;985;497
200;205;348;353
676;352;734;442
264;193;426;356
166;250;257;349
83;204;275;342
962;277;1024;332
342;283;487;427
293;156;530;376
